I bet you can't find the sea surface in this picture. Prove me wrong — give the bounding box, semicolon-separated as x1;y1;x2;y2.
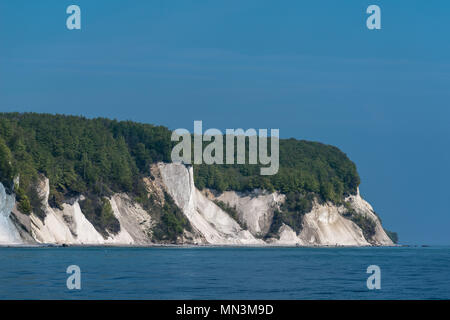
0;246;449;299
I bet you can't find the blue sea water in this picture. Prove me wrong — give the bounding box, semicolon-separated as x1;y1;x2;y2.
0;246;449;300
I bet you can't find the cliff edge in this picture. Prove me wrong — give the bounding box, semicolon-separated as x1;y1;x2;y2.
0;163;393;246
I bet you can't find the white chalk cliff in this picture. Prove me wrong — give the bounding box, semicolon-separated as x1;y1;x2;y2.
0;162;393;246
0;183;22;244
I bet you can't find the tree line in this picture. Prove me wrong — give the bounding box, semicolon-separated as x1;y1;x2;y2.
0;113;361;239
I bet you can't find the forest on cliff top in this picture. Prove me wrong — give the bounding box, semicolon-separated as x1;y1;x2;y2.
0;113;360;239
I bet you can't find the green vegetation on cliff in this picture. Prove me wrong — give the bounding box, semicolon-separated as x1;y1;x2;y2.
79;196;120;237
265;192;315;238
0;112;361;238
0;137;14;191
194;138;359;203
384;230;399;244
0;112;173;236
342;202;376;241
213;200;247;230
152;192;192;242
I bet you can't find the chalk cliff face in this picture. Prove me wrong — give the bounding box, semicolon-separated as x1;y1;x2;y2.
0;163;393;246
158;163;262;245
345;190;393;245
210;189;284;238
8;177;143;245
275;201;369;246
0;183;22;244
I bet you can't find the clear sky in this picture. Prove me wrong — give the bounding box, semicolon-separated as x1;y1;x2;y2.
1;1;449;244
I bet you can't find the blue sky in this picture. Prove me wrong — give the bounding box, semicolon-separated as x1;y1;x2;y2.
1;1;449;244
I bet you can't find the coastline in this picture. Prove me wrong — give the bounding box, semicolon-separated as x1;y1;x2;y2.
0;243;403;249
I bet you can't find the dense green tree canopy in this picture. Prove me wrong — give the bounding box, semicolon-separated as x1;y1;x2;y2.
0;112;360;202
0;113;361;236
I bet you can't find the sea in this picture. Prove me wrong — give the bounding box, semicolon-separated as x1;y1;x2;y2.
0;246;449;300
